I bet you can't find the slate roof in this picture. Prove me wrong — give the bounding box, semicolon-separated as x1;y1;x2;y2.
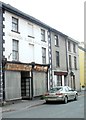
0;1;79;43
0;1;67;37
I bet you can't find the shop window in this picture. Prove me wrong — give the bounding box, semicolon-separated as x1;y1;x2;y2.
57;76;62;86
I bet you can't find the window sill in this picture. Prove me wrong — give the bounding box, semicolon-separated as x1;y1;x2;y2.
28;35;35;39
11;30;20;34
41;40;46;42
55;45;59;47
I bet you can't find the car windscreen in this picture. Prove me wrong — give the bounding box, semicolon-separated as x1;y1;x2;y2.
49;87;63;93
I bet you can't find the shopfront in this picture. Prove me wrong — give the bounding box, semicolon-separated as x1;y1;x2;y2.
4;61;49;101
53;71;68;87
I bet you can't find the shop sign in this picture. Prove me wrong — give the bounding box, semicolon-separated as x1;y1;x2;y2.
34;65;48;72
5;63;32;71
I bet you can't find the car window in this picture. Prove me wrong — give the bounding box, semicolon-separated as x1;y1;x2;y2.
67;87;72;91
49;87;62;93
65;87;69;92
56;87;63;91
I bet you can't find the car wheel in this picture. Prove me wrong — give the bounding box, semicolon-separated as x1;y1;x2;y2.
64;96;68;104
74;94;78;101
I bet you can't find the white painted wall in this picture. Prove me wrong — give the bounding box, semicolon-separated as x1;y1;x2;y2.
3;11;49;64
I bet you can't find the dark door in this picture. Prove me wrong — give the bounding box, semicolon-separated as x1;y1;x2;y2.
21;71;30;99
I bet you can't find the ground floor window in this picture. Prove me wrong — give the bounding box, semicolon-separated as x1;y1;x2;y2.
57;76;62;86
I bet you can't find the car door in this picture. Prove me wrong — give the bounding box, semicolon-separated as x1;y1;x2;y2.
67;87;75;100
65;87;72;100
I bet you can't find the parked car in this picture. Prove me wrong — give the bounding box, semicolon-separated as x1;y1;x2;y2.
44;86;78;104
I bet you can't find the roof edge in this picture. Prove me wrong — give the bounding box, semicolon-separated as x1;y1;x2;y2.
1;1;68;37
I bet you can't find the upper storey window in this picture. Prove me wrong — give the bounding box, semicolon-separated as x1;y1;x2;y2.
41;29;45;42
73;43;76;53
55;35;59;46
42;47;46;64
12;17;18;32
12;39;19;61
68;41;71;52
28;23;34;38
56;51;60;67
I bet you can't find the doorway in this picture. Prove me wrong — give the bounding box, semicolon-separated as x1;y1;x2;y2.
21;71;31;99
71;75;76;90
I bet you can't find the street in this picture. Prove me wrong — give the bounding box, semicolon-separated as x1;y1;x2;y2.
2;95;84;118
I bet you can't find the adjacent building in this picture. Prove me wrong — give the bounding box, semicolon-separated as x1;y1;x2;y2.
79;42;85;89
66;37;80;90
50;32;80;90
84;41;86;87
0;2;80;104
0;2;50;101
84;2;86;88
50;29;68;87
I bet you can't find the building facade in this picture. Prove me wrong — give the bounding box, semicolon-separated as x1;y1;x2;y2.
0;2;80;104
50;30;68;87
84;2;86;88
79;42;85;89
0;2;50;102
84;41;86;88
66;37;80;90
50;32;80;91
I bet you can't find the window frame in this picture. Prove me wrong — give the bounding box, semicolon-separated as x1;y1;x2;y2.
55;35;59;46
69;55;72;69
41;29;45;42
42;47;46;64
12;17;19;33
68;41;71;52
12;39;19;61
56;51;60;67
28;23;34;38
57;76;62;86
73;43;76;53
74;56;77;69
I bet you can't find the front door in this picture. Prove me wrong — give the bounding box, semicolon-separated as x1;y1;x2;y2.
21;78;30;99
21;71;31;99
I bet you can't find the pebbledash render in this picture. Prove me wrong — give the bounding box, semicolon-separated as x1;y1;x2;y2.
0;1;80;103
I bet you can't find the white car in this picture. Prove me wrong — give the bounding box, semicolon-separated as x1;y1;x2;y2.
44;86;78;104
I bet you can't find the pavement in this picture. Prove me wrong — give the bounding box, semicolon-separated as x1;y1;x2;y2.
1;90;85;113
2;98;45;113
